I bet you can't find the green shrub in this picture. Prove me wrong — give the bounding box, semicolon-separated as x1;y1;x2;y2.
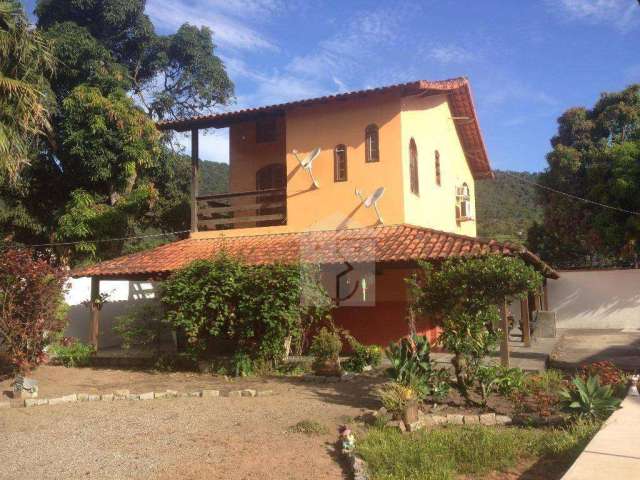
343;339;382;373
231;352;254;377
310;327;342;363
161;254;333;364
113;302;169;349
560;375;622;420
287;419;329;435
476;365;527;405
49;337;95;367
375;382;418;417
386;334;450;399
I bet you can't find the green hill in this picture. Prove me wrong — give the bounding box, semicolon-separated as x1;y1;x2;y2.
475;170;542;244
199;160;229;194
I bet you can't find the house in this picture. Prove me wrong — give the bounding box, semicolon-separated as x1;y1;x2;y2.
73;78;557;350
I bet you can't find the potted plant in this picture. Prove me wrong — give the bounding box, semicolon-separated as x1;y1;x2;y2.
310;327;342;376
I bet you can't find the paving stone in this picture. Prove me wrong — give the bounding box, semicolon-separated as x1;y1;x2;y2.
189;391;202;397
48;397;66;406
62;394;77;403
496;415;512;425
128;394;140;400
463;415;480;425
241;389;256;397
101;394;114;401
88;394;100;401
432;415;447;425
77;393;89;401
479;413;497;426
166;390;178;398
256;390;273;397
406;420;424;432
202;390;219;398
179;392;190;398
386;420;406;432
24;398;40;407
421;415;437;427
139;392;154;400
446;414;464;425
114;389;130;399
227;390;242;398
154;392;167;399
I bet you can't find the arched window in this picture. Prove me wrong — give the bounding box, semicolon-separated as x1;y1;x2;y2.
435;150;441;186
409;138;419;195
334;144;347;182
365;124;379;163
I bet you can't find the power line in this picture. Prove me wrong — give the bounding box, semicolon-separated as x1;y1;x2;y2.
25;229;191;248
499;171;640;217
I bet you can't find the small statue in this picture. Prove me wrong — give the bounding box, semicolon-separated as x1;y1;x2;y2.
339;425;355;454
13;375;39;399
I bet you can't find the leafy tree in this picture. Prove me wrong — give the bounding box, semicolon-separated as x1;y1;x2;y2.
0;0;55;183
408;255;542;402
0;246;68;373
528;84;640;266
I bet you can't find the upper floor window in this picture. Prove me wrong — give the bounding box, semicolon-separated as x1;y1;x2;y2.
435;150;441;186
256;117;277;143
409;138;419;195
334;144;348;182
365;124;380;163
456;183;472;221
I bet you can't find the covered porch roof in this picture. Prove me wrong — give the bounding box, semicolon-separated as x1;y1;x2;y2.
71;225;558;280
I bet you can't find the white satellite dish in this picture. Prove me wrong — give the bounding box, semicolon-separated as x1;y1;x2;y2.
293;147;321;188
355;186;385;224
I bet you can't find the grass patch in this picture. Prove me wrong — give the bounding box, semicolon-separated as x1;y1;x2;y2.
357;422;599;480
287;420;329;435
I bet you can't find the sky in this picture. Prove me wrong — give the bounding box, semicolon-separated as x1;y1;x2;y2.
23;0;640;172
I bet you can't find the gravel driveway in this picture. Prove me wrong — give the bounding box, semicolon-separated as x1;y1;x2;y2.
1;371;381;480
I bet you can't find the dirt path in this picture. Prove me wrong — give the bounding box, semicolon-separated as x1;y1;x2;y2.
1;367;382;480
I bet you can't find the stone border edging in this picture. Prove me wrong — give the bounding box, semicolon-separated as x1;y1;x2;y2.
385;411;513;432
0;388;275;409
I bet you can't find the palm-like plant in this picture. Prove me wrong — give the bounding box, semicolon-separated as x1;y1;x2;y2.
560;375;622;420
0;1;55;183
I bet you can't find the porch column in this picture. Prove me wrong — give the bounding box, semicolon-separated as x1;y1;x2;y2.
543;281;549;311
520;296;531;347
499;298;510;367
191;128;199;233
90;277;100;350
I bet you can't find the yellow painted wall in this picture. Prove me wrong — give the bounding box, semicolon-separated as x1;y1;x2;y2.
400;94;477;236
284;93;405;231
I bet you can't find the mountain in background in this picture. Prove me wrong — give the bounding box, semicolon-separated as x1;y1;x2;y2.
199;160;229;194
475;170;542;244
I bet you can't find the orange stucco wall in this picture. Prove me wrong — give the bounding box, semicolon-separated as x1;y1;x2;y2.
325;266;441;347
284;92;405;231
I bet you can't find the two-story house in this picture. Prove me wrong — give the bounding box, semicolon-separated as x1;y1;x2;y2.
74;78;557;348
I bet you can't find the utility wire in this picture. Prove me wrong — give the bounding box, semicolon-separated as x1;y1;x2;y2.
25;229;191;248
499;171;640;217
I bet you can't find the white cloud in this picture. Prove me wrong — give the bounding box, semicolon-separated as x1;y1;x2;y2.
552;0;639;31
145;0;277;51
427;45;476;64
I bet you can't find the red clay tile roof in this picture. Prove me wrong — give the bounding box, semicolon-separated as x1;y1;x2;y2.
157;78;493;180
72;225;557;279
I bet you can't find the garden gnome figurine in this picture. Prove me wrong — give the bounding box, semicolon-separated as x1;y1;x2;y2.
630;375;639;396
339;425;355;454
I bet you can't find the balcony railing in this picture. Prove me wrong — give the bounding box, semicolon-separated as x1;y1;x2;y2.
197;188;286;231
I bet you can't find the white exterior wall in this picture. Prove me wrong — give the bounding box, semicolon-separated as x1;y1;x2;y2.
65;277;159;348
548;269;640;330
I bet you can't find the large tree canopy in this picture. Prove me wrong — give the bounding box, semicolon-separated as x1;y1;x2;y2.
0;0;55;183
0;0;233;266
527;84;640;266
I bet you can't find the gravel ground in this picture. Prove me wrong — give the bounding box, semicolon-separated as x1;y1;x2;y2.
0;368;382;480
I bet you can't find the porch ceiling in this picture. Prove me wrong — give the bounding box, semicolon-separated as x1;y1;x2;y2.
71;224;558;280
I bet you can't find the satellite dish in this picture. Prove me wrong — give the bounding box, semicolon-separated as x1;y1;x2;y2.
293;147;321;188
355;186;385;224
